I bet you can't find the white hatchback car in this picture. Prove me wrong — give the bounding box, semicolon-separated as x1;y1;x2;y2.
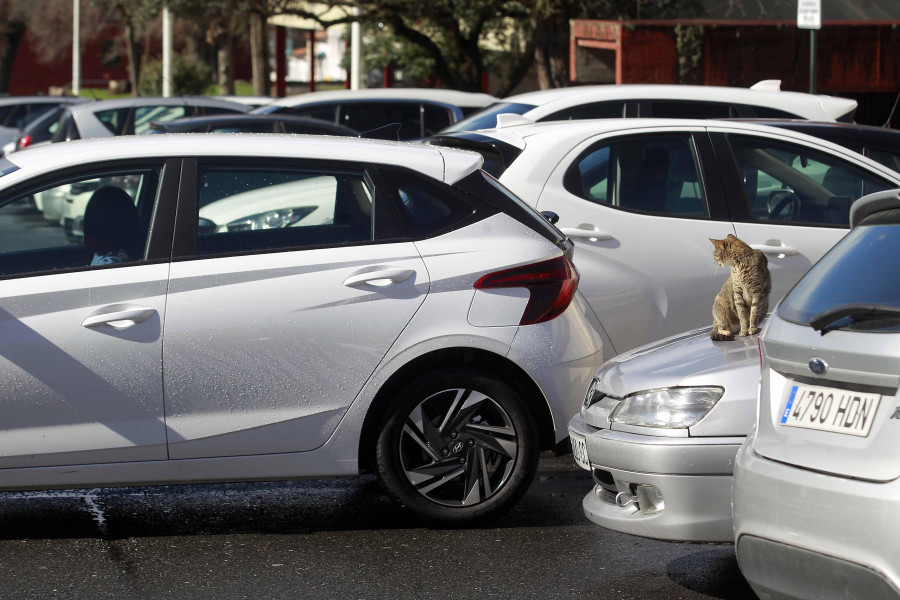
432;118;900;355
441;80;856;133
0;134;609;524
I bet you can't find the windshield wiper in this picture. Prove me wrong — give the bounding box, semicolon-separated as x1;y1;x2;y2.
809;303;900;334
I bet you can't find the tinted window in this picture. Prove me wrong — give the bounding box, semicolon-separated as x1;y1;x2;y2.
866;147;900;173
339;102;422;139
196;166;373;255
778;224;900;331
729;135;894;226
379;168;474;237
281;104;339;123
209;123;274;133
134;105;187;134
0;168;160;278
439;102;536;133
543;102;625;121
564;134;709;217
749;106;803;119
51;112;80;142
96;108;131;135
647;101;733;119
422;104;454;137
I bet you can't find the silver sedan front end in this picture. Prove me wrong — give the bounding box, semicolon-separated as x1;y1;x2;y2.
568;327;760;542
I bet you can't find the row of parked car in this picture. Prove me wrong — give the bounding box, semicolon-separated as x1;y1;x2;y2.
0;82;898;598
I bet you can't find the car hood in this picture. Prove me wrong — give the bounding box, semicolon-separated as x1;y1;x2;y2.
596;326;760;398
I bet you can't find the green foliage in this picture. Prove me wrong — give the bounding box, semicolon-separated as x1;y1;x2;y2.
138;54;213;96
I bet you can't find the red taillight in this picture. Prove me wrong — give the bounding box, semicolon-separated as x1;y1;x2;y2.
17;135;32;150
474;255;580;325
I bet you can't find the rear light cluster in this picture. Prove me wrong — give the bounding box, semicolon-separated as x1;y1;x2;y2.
17;135;32;150
474;255;580;325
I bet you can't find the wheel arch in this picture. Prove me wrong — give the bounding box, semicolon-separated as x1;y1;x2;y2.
357;346;555;473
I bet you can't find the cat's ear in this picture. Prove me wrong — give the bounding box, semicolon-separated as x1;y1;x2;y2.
726;233;737;240
709;237;719;245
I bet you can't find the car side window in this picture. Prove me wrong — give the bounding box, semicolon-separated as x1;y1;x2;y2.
729;135;894;226
564;134;710;218
339;102;422;139
422;104;454;137
0;168;159;278
96;108;131;135
196;166;374;255
645;101;733;119
134;105;187;134
379;168;475;237
866;147;900;173
543;102;626;121
283;104;338;123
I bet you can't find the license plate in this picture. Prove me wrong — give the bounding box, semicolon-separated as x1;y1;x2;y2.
571;433;590;470
780;383;881;437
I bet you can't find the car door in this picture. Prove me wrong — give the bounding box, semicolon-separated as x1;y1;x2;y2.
712;130;900;304
532;128;734;353
0;160;177;469
162;159;428;459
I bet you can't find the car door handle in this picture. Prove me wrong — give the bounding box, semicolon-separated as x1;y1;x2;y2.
559;226;613;241
82;305;156;330
750;243;800;257
343;268;415;288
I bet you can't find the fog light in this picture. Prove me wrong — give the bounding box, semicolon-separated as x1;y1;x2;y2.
635;484;664;515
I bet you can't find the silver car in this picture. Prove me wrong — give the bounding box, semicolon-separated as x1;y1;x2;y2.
734;189;900;599
568;326;759;542
0;134;609;524
50;96;248;141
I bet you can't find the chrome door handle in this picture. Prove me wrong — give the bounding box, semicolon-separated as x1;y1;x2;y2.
750;243;799;257
559;226;613;241
343;268;415;288
82;305;156;330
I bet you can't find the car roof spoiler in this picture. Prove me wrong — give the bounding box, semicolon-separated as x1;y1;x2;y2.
750;80;782;92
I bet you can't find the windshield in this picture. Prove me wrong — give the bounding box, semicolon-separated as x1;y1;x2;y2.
778;224;900;332
438;102;536;134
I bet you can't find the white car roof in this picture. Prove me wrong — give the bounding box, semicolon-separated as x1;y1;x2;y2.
499;82;857;122
262;88;498;109
2;134;484;185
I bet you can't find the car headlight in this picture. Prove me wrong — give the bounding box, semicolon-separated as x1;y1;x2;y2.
608;386;724;428
583;378;605;408
226;206;316;232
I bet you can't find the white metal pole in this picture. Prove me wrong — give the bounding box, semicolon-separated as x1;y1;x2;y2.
350;19;361;90
72;0;81;95
162;5;172;97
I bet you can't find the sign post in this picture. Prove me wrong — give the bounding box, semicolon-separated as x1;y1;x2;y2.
797;0;821;94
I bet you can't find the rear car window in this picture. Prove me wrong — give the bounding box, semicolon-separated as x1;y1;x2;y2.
777;223;900;331
439;102;536;134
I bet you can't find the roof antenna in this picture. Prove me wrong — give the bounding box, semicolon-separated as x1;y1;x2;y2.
883;90;900;128
358;123;403;140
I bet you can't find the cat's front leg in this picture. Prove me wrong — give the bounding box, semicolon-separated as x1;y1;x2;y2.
747;296;761;335
734;288;750;336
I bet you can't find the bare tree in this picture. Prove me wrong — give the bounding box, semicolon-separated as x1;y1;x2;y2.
0;0;34;93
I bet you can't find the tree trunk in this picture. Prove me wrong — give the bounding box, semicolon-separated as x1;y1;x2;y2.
249;12;270;96
534;15;570;89
217;33;235;95
125;23;140;97
0;21;26;94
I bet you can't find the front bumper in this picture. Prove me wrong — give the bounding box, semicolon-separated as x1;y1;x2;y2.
569;413;742;542
733;430;900;600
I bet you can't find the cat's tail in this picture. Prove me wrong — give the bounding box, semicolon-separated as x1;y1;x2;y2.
710;329;735;342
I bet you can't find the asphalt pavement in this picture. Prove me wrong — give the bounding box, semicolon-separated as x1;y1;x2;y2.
0;453;757;600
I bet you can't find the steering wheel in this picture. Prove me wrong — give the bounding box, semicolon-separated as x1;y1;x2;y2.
768;190;801;221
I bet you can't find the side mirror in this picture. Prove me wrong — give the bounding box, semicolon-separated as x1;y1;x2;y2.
541;210;560;225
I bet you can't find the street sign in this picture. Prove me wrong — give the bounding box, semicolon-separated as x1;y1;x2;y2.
798;0;821;30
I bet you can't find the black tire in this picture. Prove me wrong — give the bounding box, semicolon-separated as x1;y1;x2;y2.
375;367;539;525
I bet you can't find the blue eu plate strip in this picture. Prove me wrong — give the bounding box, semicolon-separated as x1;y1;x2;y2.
781;386;798;423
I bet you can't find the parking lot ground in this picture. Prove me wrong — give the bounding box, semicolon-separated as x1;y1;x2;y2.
0;453;757;600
